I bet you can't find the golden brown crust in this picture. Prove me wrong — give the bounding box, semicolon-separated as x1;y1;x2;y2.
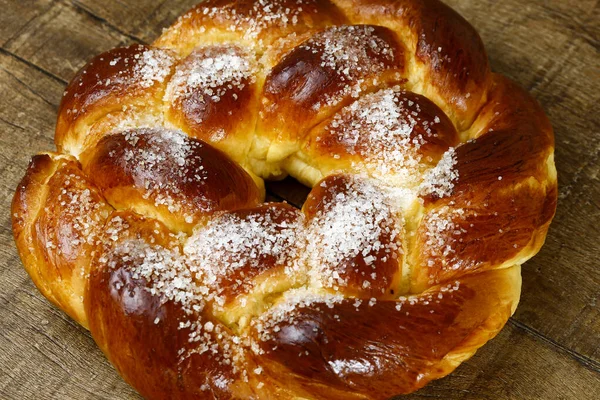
12;153;112;327
195;203;303;301
154;0;348;56
56;45;178;156
257;24;407;162
12;1;557;399
80;128;263;233
308;90;458;160
12;155;61;310
331;0;492;129
164;44;260;164
412;75;557;291
295;88;459;187
254;266;520;400
86;212;247;400
302;174;404;298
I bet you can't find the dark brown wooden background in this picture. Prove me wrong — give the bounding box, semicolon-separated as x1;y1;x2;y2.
0;0;598;399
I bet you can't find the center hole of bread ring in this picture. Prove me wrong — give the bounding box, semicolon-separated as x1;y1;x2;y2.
265;178;311;208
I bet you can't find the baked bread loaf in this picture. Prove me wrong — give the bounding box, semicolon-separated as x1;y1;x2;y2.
12;0;557;398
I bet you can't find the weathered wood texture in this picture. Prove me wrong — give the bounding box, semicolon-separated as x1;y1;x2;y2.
0;0;598;399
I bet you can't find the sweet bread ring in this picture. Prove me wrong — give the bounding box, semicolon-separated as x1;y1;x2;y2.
12;0;557;398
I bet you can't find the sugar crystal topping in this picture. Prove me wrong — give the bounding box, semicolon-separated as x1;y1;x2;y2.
424;206;467;269
104;46;175;89
66;47;175;117
117;128;208;216
419;147;459;198
322;88;441;181
329;358;375;375
134;48;176;88
193;0;308;41
305;177;402;290
183;207;304;308
100;217;251;377
165;46;256;104
47;171;106;253
99;216;204;317
110;238;204;313
301;26;398;105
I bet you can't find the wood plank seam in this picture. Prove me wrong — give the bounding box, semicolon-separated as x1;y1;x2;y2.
536;4;599;51
0;116;28;133
0;48;67;85
508;318;600;373
68;0;148;45
1;0;60;48
0;66;57;109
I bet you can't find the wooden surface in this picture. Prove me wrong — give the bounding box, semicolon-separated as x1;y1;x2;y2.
0;0;599;398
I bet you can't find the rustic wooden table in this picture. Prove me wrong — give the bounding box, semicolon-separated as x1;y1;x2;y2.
0;1;599;399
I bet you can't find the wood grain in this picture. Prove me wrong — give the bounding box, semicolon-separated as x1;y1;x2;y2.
0;0;598;399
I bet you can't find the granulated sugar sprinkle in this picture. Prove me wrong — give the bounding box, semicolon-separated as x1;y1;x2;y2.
424;206;467;268
116;128;208;216
183;207;303;308
185;0;308;41
304;177;401;290
99;217;251;379
165;46;256;105
321;88;440;180
301;26;398;105
134;48;176;88
419;147;459;198
48;171;106;255
104;46;176;89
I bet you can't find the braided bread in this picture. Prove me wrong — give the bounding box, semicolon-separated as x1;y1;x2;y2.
11;0;557;398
